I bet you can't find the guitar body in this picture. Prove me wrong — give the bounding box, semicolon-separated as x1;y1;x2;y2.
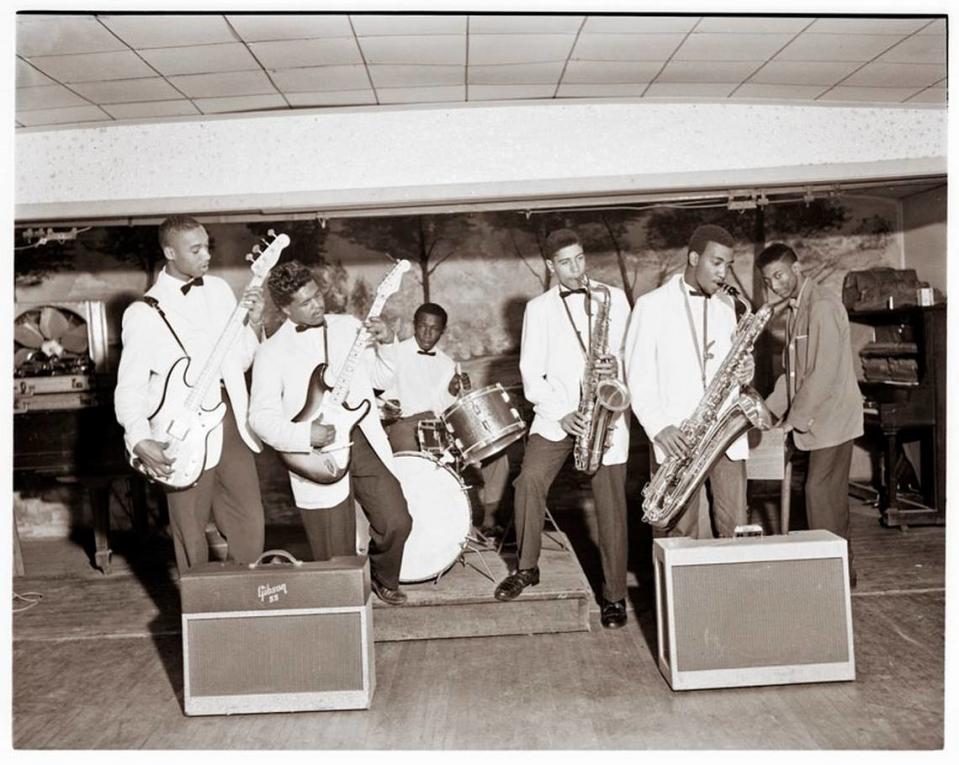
130;356;227;490
279;362;372;485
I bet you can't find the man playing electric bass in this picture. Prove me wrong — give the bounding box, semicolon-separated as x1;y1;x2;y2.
114;215;266;574
249;260;413;606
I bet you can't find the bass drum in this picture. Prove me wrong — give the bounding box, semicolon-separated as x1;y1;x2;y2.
394;451;472;584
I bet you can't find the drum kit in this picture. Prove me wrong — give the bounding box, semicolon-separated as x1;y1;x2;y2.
396;383;527;584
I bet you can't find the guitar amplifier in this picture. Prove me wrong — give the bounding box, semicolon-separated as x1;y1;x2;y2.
179;552;374;716
654;530;855;691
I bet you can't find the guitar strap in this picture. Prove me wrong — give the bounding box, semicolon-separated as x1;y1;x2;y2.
142;296;188;356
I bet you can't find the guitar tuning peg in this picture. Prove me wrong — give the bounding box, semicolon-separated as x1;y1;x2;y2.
245;252;255;263
267;228;275;238
252;244;263;254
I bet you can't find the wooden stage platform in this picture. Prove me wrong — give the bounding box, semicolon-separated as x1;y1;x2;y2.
11;501;947;750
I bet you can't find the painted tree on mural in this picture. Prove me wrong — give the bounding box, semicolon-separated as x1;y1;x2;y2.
484;211;553;292
14;238;80;290
336;214;480;302
82;225;165;292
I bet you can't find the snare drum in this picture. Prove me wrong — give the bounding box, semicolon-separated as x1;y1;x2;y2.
415;418;450;456
394;452;472;583
441;384;526;465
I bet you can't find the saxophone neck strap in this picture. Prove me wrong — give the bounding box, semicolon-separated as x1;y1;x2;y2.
559;286;592;361
680;279;712;391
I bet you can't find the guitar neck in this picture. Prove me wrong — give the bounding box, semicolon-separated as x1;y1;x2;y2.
182;275;262;411
325;293;392;408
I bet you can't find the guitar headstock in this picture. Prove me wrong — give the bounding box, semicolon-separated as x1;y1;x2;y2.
377;259;411;300
246;230;291;278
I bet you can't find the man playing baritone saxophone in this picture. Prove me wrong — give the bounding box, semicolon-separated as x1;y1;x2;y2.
494;228;631;630
625;224;754;539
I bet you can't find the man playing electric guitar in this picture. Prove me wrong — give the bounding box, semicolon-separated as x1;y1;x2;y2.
249;260;413;606
114;215;266;574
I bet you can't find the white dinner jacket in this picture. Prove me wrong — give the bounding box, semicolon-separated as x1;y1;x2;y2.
114;270;261;467
249;314;398;509
625;273;747;464
520;281;630;466
379;336;457;417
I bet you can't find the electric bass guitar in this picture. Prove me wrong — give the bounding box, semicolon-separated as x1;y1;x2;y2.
129;231;290;489
280;259;410;484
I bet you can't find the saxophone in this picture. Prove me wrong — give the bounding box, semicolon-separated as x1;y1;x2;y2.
574;278;632;475
641;284;774;530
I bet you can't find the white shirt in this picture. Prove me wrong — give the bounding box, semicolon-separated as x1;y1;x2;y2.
114;270;261;467
625;273;746;464
380;337;456;417
520;282;631;466
249;314;398;509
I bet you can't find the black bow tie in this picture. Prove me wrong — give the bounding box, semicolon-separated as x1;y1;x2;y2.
180;277;204;295
688;288;709;299
295;322;324;333
417;349;436;356
559;288;587;299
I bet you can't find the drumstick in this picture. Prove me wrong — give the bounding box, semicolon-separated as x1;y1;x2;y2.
455;363;463;397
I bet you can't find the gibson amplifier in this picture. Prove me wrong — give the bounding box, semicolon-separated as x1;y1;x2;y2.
654;530;854;691
179;552;374;716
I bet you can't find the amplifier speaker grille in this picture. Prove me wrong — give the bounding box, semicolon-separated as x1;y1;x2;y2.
671;557;849;672
187;612;363;697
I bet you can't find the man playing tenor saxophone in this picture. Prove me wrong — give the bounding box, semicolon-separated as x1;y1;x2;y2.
494;228;632;630
625;224;757;539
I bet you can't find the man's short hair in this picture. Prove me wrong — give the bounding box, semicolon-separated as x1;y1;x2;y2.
544;228;582;259
688;224;735;257
267;260;316;308
414;302;448;327
158;215;204;250
756;242;799;272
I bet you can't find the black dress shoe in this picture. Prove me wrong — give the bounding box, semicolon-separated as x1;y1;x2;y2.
371;578;408;606
494;567;540;601
601;599;627;629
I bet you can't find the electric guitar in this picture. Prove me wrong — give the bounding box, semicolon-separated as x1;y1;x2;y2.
129;232;290;489
280;259;410;484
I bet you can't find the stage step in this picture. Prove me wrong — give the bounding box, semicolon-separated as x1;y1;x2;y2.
373;532;592;641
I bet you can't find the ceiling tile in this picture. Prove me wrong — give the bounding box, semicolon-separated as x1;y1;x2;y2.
27;50;155;83
644;82;736;98
580;16;698;34
776;34;904;62
168;70;277;99
16;60;57;87
844;62;946;89
694;17;814;34
193;94;288;114
469;34;575;65
138;43;260;76
749;60;861;86
562;60;663;84
916;18;946;35
376;85;466;104
16;84;89;111
468;62;564;86
70;77;185;104
359;35;465;65
805;18;928;35
572;33;686;61
98;14;236;49
102;100;201;120
16;105;113;127
556;83;647;97
351;15;467;36
468;15;582;34
674;33;794;61
249;38;362;68
17;15;128;56
271;66;370;93
285;89;377;106
817;86;923;103
877;34;946;65
731;83;826;100
368;65;464;88
904;88;947;105
656;60;761;84
469;84;557;100
226;14;353;41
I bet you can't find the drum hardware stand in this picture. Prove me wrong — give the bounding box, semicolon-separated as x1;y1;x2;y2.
455;536;497;583
496;506;569;555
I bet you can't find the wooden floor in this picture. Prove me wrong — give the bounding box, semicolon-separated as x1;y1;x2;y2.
11;496;945;750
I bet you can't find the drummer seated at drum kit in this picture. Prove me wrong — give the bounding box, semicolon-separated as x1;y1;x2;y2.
378;303;513;537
